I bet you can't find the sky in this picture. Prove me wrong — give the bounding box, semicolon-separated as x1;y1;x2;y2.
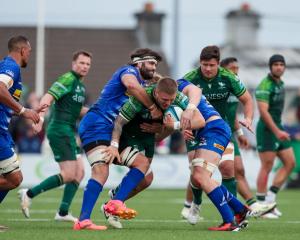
1;0;300;77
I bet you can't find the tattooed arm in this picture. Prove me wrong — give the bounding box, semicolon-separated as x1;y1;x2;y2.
103;115;129;164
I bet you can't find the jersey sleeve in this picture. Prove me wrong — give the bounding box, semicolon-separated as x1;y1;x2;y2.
119;96;144;121
176;79;191;92
120;66;139;79
48;74;74;100
0;62;20;88
255;81;271;103
173;91;189;110
229;74;246;97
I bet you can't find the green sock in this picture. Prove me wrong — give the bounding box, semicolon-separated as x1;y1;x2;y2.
27;174;64;198
246;197;257;206
222;177;237;197
190;183;203;205
59;181;79;216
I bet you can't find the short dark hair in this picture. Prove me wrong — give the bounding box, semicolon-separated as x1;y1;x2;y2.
200;45;220;62
220;57;238;67
129;48;162;65
73;50;92;61
156;77;178;95
8;35;30;52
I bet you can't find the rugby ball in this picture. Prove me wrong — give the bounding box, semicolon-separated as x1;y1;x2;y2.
164;105;183;121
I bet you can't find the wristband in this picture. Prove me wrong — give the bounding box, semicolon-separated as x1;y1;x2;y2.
235;128;244;137
40;116;45;122
186;103;197;110
18;106;26;115
173;121;181;130
110;141;119;148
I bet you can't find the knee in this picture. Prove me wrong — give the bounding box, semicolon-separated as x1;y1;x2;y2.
9;173;23;189
131;156;150;174
191;171;204;189
61;169;77;183
76;167;85;182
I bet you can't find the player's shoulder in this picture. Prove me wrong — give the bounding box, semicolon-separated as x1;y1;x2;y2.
0;57;20;79
219;67;239;81
257;75;273;90
183;68;199;80
119;65;139;75
56;71;77;86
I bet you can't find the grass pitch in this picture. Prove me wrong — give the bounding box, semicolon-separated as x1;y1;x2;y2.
1;188;300;240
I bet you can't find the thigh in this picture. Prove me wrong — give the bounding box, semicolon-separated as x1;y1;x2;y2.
258;151;277;166
277;147;295;165
48;132;77;162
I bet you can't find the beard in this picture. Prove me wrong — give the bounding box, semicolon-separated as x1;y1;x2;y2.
20;60;28;68
140;64;155;80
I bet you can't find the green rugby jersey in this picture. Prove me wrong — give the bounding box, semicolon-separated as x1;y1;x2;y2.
48;71;85;128
227;94;239;132
120;85;189;138
184;67;246;121
255;74;285;123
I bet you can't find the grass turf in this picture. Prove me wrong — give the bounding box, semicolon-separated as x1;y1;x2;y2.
1;188;300;240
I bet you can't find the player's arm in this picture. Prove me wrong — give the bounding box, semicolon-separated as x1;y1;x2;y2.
104;114;129;164
0;81;40;123
180;83;202;130
104;98;139;163
233;114;249;149
121;74;162;119
257;101;290;141
155;127;174;142
237;90;254;133
80;106;89;117
190;108;205;129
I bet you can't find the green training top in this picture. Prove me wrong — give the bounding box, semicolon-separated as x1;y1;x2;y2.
120;85;189;138
184;67;246;121
47;71;86;128
255;74;285;123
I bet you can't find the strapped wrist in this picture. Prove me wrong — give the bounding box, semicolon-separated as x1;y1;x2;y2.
18;106;26;115
173;121;181;130
110;141;119;148
187;103;197;110
235;128;244;137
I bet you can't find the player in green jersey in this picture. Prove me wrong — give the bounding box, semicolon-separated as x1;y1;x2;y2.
181;45;254;223
255;54;295;218
221;57;275;217
103;77;204;228
18;51;92;222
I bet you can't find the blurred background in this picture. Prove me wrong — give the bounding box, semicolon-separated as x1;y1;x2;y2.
1;0;300;188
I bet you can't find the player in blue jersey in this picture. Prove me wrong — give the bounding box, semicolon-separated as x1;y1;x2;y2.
74;48;165;231
177;79;256;231
0;36;40;229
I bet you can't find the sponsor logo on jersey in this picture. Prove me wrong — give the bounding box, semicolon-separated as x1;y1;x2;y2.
13;89;22;100
218;82;226;89
213;143;225;151
5;70;14;78
204;92;229;100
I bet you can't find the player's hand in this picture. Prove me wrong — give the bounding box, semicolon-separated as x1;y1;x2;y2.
163;114;176;130
149;104;162;120
103;146;121;164
36;103;49;113
237;135;250;149
239;118;254;134
140;122;163;133
183;129;194;141
32;118;44;134
275;130;290;141
22;108;40;124
181;109;193;130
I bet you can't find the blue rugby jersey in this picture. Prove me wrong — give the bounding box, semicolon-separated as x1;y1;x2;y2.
177;79;220;121
0;56;22;132
79;65;145;146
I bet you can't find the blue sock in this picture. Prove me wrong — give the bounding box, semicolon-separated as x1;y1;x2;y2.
207;186;234;223
0;190;9;203
220;185;245;214
79;179;103;221
113;168;145;202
